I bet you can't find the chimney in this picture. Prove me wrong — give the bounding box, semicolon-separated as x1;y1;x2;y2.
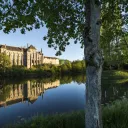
5;44;6;49
27;43;29;48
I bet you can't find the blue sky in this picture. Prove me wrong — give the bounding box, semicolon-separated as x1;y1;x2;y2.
0;27;84;61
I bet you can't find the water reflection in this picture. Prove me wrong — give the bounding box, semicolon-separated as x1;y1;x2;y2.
0;77;85;127
0;80;60;108
101;78;128;104
0;75;128;127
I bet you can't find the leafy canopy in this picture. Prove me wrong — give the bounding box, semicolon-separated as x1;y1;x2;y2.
0;53;11;70
0;0;128;55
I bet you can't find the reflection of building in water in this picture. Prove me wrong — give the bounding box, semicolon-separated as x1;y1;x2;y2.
0;80;60;107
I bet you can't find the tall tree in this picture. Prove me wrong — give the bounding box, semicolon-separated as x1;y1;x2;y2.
100;2;128;70
0;0;128;128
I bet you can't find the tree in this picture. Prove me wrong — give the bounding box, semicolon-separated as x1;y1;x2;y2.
0;0;128;128
100;3;128;70
0;53;11;72
72;60;85;73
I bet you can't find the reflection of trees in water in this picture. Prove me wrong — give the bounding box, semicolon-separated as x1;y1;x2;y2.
0;85;12;101
1;75;128;106
72;75;86;84
60;75;72;84
60;75;86;85
102;78;128;104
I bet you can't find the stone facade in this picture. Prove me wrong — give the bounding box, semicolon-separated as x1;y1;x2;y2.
43;56;59;65
0;44;59;68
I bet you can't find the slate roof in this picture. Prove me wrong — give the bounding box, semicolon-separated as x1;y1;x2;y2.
27;45;36;50
0;45;23;52
0;44;37;52
0;44;44;56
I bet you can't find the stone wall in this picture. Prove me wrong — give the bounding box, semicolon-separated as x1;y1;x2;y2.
0;48;23;66
26;49;43;68
43;56;59;65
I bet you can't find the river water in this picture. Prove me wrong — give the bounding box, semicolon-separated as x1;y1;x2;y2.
0;75;128;127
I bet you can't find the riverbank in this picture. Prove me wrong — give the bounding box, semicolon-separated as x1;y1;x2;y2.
5;99;128;128
0;60;86;78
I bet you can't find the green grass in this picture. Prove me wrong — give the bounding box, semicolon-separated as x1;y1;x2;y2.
5;99;128;128
103;99;128;128
102;70;128;85
102;70;128;79
5;111;85;128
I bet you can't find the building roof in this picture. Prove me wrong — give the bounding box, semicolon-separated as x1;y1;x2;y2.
27;45;36;50
0;44;37;52
0;45;23;52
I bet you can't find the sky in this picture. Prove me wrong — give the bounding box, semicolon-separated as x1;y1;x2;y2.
0;27;84;61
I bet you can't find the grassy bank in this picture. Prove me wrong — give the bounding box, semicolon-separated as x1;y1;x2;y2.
103;99;128;128
5;99;128;128
102;70;128;79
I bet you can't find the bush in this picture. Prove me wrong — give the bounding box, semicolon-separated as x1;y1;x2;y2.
72;60;85;73
60;62;72;74
0;60;86;78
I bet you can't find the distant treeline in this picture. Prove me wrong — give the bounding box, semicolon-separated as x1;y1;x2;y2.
0;60;86;78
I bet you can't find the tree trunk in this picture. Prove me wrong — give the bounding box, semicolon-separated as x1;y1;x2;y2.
84;0;103;128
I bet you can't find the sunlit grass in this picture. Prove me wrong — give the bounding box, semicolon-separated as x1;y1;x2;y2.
115;79;128;84
113;71;128;77
103;70;128;79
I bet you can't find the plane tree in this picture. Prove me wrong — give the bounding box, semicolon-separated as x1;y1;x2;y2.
101;5;128;69
0;0;128;128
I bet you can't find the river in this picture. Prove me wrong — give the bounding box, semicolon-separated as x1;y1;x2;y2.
0;75;128;127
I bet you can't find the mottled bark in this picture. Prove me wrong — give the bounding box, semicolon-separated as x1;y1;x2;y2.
84;0;103;128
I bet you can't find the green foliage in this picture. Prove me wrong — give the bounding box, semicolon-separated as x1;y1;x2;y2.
72;75;86;84
0;53;11;72
0;0;85;55
72;60;86;73
103;99;128;128
6;99;128;128
112;71;128;78
33;64;60;76
0;1;128;57
101;3;128;69
6;111;84;128
0;84;12;101
59;59;71;65
60;60;86;74
60;75;73;84
60;61;72;74
0;59;86;78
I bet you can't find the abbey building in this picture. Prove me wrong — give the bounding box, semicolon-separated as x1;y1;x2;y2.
0;44;59;68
